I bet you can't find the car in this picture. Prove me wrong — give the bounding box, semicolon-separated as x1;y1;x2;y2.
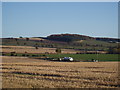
63;57;74;61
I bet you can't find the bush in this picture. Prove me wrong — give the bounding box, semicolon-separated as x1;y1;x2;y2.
56;48;61;54
22;54;25;56
43;55;46;56
32;55;36;57
2;53;5;56
10;53;14;56
10;52;16;56
107;47;120;54
26;55;29;57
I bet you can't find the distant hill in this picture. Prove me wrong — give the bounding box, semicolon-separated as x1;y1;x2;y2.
1;33;119;51
47;34;119;43
96;37;120;43
47;34;95;42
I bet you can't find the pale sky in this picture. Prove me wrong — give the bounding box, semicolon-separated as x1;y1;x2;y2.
2;2;118;38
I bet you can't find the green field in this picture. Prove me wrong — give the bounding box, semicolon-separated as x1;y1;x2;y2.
2;52;119;62
47;54;119;62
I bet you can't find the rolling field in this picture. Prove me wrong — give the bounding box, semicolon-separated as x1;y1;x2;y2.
1;56;119;88
1;45;119;62
1;45;77;54
47;54;119;62
1;36;118;51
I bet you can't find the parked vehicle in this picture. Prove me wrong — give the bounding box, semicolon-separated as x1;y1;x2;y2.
63;57;74;62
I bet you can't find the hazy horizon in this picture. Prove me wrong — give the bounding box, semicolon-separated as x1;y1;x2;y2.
1;33;119;39
2;2;118;38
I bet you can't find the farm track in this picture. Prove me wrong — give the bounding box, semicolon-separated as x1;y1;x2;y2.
1;56;119;88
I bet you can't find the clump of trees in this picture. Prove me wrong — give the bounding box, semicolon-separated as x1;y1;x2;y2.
56;48;61;54
10;52;16;56
19;36;23;38
107;47;120;54
47;34;94;43
34;43;39;49
26;38;29;41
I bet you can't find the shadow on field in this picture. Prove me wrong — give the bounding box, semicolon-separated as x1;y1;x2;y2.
11;71;63;77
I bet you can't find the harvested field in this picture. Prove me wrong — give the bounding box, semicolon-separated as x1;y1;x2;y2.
1;45;77;54
1;56;119;88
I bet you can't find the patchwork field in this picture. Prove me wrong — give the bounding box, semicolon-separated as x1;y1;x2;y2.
1;56;119;88
1;45;119;62
1;45;77;54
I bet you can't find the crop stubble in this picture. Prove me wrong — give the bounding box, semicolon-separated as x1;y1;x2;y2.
1;56;119;88
1;45;77;54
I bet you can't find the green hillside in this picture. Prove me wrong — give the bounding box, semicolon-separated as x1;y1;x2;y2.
1;34;119;52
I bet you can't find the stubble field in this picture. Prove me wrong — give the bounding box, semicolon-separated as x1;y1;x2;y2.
1;45;77;54
1;56;119;88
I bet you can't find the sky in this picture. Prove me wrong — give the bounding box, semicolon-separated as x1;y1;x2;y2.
2;2;118;38
0;1;2;38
